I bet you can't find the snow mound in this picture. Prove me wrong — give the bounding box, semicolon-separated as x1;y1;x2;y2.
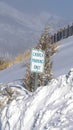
0;68;73;130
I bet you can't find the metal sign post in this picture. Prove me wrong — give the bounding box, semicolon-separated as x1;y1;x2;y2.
30;49;45;91
34;73;38;91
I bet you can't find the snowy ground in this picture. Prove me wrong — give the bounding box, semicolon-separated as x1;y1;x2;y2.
0;62;26;83
53;36;73;77
0;35;73;130
0;68;73;130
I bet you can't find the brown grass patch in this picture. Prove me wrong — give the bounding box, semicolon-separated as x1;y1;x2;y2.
0;50;31;70
0;59;11;70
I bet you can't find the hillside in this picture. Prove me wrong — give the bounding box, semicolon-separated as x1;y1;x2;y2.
0;27;73;130
0;2;73;129
53;36;73;77
0;35;73;83
0;2;71;58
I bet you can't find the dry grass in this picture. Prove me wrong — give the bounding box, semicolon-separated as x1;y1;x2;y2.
0;59;11;70
51;43;59;53
0;50;31;70
14;50;31;64
0;44;59;71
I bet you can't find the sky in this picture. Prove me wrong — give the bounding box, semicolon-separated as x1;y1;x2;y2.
1;0;73;19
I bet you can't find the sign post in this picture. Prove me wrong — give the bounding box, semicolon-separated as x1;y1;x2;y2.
30;49;45;90
34;73;38;91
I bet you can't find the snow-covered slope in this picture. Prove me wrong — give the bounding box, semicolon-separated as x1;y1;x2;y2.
0;2;71;58
0;68;73;130
53;36;73;77
0;62;26;83
0;2;41;57
0;35;73;83
0;11;73;129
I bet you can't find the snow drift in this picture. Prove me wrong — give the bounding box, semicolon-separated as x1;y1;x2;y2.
0;68;73;130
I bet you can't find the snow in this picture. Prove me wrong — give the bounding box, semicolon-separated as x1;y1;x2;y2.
0;35;73;83
0;68;73;130
0;1;71;58
0;31;73;130
53;36;73;77
0;62;26;83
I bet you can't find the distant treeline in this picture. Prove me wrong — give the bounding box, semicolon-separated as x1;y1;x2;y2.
50;23;73;43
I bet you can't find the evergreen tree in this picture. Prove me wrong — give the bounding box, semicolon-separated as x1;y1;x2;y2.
24;27;57;91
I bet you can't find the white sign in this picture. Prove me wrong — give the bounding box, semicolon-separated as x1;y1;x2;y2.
30;49;45;73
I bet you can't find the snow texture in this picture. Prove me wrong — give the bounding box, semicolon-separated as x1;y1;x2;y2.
0;68;73;130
